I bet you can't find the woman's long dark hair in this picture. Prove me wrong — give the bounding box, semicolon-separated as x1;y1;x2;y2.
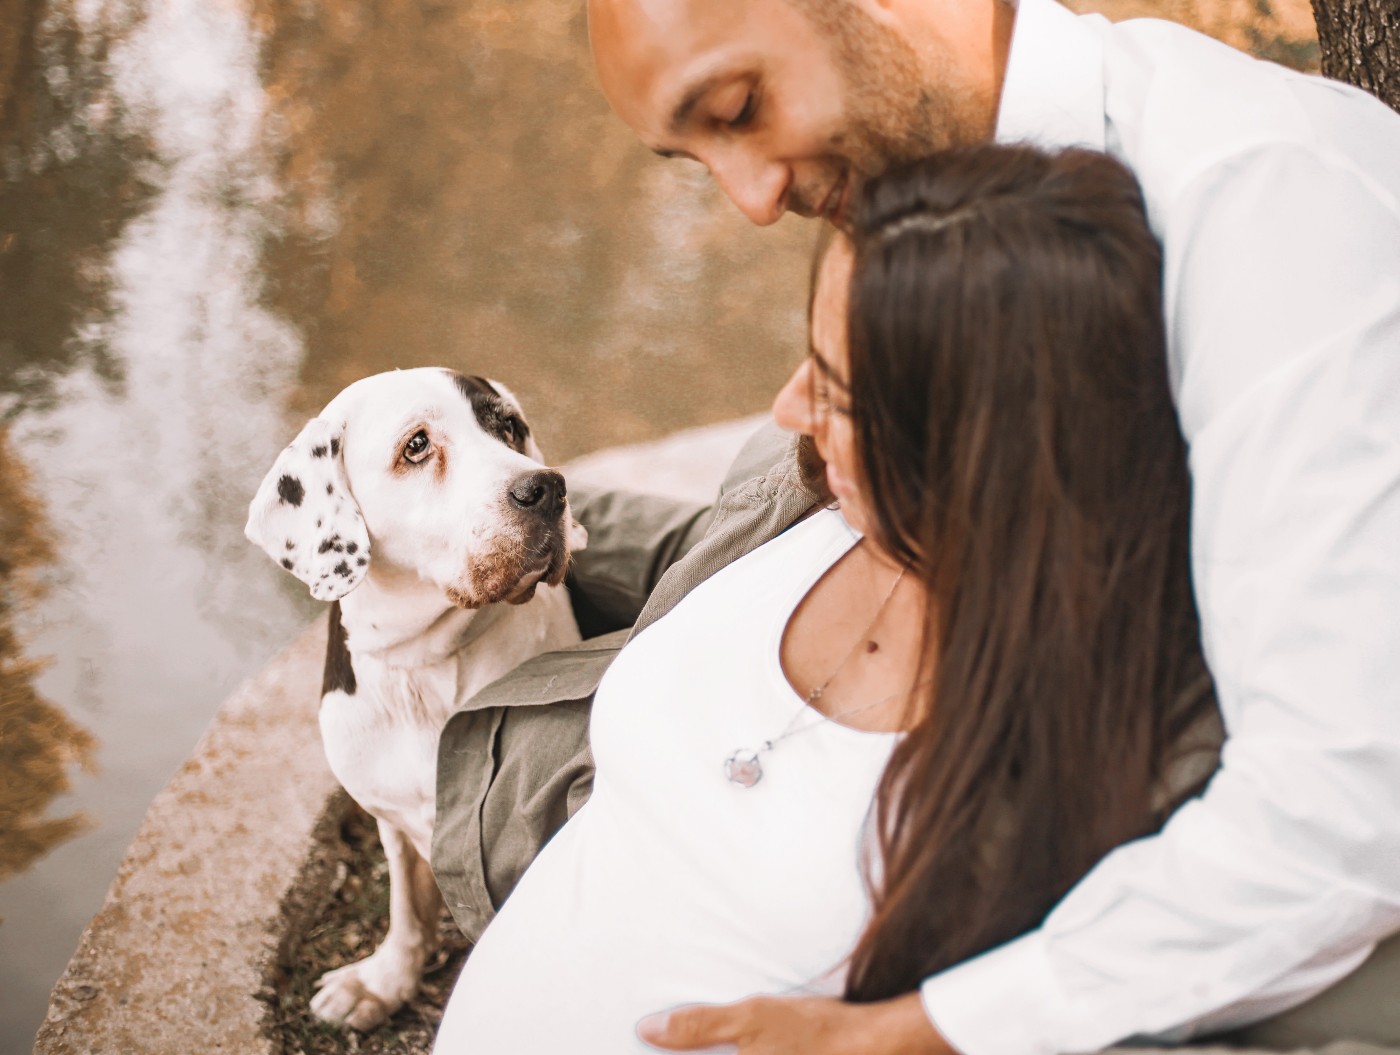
841;145;1219;1000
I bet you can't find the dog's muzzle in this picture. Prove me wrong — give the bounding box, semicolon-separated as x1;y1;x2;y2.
507;470;565;518
445;470;572;608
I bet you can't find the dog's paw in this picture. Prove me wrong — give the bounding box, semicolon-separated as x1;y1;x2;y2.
310;959;407;1031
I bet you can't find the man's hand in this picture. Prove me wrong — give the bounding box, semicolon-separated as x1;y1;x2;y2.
635;991;958;1055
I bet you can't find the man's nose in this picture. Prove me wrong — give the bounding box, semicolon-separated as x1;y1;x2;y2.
708;148;789;227
772;358;818;434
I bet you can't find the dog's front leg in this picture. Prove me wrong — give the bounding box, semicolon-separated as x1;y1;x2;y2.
311;819;443;1031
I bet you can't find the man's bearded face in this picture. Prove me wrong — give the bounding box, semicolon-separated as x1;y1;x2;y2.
589;0;987;228
777;0;950;219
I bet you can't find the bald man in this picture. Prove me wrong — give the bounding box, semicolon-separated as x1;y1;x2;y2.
429;1;1400;1053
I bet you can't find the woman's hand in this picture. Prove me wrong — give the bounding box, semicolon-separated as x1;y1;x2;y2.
636;991;958;1055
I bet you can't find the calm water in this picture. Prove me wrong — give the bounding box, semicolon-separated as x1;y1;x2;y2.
0;0;1316;1047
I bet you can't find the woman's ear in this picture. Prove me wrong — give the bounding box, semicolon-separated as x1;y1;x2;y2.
245;418;371;601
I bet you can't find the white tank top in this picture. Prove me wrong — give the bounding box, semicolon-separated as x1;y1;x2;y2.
435;508;899;1054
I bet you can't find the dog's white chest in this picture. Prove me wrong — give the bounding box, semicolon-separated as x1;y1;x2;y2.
318;667;453;858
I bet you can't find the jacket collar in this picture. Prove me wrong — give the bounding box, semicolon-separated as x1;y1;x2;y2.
995;0;1108;152
630;439;819;640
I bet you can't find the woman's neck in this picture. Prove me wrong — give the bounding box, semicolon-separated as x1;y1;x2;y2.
779;538;931;733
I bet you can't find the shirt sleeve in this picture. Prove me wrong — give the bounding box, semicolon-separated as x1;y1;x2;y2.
920;143;1400;1055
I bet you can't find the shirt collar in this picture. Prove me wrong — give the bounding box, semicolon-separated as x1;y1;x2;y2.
995;0;1107;152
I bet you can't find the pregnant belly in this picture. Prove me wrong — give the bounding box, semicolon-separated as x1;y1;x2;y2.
433;796;861;1055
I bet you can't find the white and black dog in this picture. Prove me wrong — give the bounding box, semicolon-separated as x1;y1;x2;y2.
245;367;584;1029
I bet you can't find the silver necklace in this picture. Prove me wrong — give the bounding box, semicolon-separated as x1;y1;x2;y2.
724;563;908;788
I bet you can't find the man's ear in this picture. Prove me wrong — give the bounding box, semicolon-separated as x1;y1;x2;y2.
244;418;371;601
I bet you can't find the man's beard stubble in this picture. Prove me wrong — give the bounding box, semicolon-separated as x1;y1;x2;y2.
782;0;974;218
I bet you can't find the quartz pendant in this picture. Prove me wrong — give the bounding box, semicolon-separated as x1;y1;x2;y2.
724;749;763;787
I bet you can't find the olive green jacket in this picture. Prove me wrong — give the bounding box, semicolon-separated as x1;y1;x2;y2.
428;421;1400;1051
431;422;814;942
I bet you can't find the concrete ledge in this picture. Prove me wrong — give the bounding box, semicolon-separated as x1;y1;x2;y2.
34;619;342;1055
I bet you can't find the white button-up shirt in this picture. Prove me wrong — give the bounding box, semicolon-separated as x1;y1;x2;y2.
918;2;1400;1052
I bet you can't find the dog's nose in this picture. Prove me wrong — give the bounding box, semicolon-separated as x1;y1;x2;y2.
507;470;566;514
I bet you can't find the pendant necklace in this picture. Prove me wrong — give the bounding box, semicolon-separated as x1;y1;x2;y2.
724;561;908;788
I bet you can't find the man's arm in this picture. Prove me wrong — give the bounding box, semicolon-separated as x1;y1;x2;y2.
918;143;1400;1054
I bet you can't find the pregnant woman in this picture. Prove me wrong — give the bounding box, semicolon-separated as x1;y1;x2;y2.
433;143;1219;1053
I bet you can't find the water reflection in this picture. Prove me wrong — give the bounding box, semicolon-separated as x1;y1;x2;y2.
0;426;95;880
0;0;314;1044
0;0;153;413
251;0;814;460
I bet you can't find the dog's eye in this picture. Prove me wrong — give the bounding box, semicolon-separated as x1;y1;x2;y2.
403;430;432;464
499;419;517;445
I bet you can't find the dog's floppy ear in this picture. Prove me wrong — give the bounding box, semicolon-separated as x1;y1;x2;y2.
245;418;371;602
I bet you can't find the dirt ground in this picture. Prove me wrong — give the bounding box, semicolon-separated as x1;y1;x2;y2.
262;807;471;1055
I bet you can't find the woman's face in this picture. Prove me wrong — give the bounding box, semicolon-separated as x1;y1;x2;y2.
772;235;874;535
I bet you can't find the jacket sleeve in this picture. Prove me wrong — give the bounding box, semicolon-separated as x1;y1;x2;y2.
565;487;715;638
565;419;796;637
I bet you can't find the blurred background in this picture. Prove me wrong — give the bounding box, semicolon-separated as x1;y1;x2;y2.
0;0;1319;1048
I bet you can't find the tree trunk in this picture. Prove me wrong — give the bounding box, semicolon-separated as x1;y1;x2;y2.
1310;0;1400;113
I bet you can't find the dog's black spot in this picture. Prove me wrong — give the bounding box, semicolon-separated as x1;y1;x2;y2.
356;557;367;566
316;518;322;528
334;543;343;552
285;539;295;550
322;601;357;697
448;370;530;453
330;436;340;457
451;370;499;401
281;558;293;570
346;542;358;554
318;538;334;554
326;483;334;495
334;561;350;576
311;445;328;458
277;474;305;507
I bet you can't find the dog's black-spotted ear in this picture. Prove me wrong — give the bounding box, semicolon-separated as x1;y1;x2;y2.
245;418;371;602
